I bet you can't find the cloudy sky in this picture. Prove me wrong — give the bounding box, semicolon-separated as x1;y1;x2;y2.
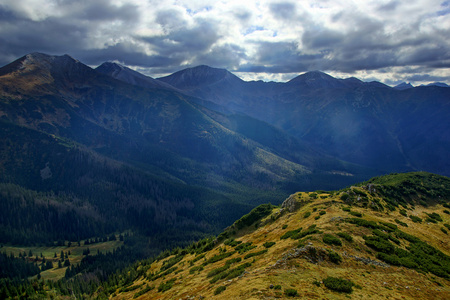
1;0;449;85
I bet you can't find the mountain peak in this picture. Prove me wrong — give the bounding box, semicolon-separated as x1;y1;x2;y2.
96;61;177;90
287;71;345;88
393;82;414;90
158;65;243;89
425;82;449;88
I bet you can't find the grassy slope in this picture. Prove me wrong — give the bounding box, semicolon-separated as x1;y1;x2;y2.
2;239;123;281
109;172;450;300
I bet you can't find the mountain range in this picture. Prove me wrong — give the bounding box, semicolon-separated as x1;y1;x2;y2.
1;53;449;247
0;53;449;298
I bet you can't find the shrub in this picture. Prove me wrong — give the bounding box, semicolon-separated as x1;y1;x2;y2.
336;232;353;242
303;211;311;218
427;212;443;222
274;285;282;290
364;236;395;254
323;277;354;293
399;209;408;216
319;210;326;215
441;228;448;234
263;241;276;248
189;265;204;274
244;249;268;260
346;218;380;229
328;250;342;264
323;234;342;246
158;278;176;292
214;286;226;295
409;215;422;223
204;251;235;265
395;219;408;227
342;207;351;212
133;285;154;299
234;203;275;229
349;211;362;217
284;289;298;297
224;239;242;247
281;227;302;240
282;224;288;229
207;265;230;278
235;242;256;254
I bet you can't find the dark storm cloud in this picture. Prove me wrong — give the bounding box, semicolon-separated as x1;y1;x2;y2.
0;0;141;67
377;0;401;12
72;0;139;21
405;73;449;83
0;1;448;84
0;16;89;65
269;2;297;20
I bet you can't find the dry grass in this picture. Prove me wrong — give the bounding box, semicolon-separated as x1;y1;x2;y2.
110;193;450;299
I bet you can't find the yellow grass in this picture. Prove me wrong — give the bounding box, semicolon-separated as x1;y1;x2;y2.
110;193;450;300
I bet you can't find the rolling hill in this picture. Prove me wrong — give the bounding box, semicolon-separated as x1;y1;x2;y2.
101;172;450;299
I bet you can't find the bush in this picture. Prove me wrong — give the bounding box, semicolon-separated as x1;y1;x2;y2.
319;210;326;215
328;250;342;264
235;242;256;254
244;249;268;260
157;278;176;292
323;234;342;246
214;286;226;295
426;213;443;222
303;212;311;218
349;211;362;217
323;277;354;293
274;285;282;290
336;232;353;242
263;241;276;248
234;203;275;229
189;265;204;274
409;215;422;223
284;289;298;297
395;219;408;227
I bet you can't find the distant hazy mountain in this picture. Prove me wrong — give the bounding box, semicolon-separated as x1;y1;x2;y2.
157;65;450;176
424;82;449;88
1;53;376;250
393;82;414;90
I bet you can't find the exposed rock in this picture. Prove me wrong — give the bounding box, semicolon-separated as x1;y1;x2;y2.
271;245;329;269
281;194;299;212
342;251;389;268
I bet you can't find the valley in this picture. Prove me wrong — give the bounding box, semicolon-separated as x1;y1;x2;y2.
0;53;449;299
